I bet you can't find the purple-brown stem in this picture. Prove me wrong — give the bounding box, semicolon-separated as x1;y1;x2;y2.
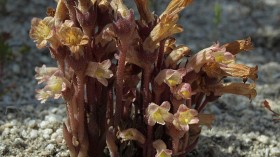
143;68;152;157
76;74;86;142
63;123;77;157
197;98;209;113
156;40;165;73
115;44;127;127
172;138;180;154
146;125;153;157
180;132;189;157
194;93;204;110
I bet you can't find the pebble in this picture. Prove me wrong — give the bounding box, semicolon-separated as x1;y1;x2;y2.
39;121;50;129
42;128;53;139
25;105;34;112
29;129;38;139
2;128;10;137
257;135;270;144
271;147;280;156
14;138;25;147
46;144;55;151
12;64;20;74
27;119;37;128
0;144;7;155
10;119;18;126
233;102;247;111
209;105;221;115
21;130;29;139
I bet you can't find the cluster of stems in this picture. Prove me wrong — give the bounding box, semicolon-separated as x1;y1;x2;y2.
30;0;258;156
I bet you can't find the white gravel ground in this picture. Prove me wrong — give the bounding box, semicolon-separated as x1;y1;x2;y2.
1;0;280;157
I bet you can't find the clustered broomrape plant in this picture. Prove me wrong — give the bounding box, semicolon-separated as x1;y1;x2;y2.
30;0;258;156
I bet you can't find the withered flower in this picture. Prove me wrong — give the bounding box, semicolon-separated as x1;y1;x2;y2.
146;101;173;126
153;140;173;157
110;0;130;18
208;83;257;99
161;0;192;17
143;13;183;51
58;23;89;59
29;17;55;49
86;59;113;86
221;63;258;81
117;128;146;144
134;0;154;24
173;104;199;131
155;68;186;88
54;0;68;26
163;38;176;55
223;37;253;55
165;45;190;68
142;0;192;51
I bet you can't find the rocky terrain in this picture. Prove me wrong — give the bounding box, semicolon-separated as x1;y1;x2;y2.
0;0;280;157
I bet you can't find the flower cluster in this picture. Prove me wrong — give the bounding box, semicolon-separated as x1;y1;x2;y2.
30;0;258;157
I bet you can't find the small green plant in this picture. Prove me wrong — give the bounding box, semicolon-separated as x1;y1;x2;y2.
0;32;12;85
214;1;222;25
30;0;258;156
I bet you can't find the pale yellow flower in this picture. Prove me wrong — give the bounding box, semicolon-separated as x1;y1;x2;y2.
117;128;146;144
29;17;55;49
186;43;235;73
171;83;192;100
155;69;186;88
173;104;199;131
153;140;172;157
35;65;58;84
86;59;113;86
58;24;89;58
146;102;173;126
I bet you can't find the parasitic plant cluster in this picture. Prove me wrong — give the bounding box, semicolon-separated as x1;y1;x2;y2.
30;0;258;156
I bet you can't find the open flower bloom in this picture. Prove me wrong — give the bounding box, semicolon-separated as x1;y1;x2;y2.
207;82;257;99
36;74;66;103
186;43;235;73
171;83;192;100
153;140;172;157
58;23;89;59
35;65;58;84
36;90;52;104
155;68;186;88
117;128;146;144
86;59;113;86
146;101;173;126
29;17;55;49
173;104;199;131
